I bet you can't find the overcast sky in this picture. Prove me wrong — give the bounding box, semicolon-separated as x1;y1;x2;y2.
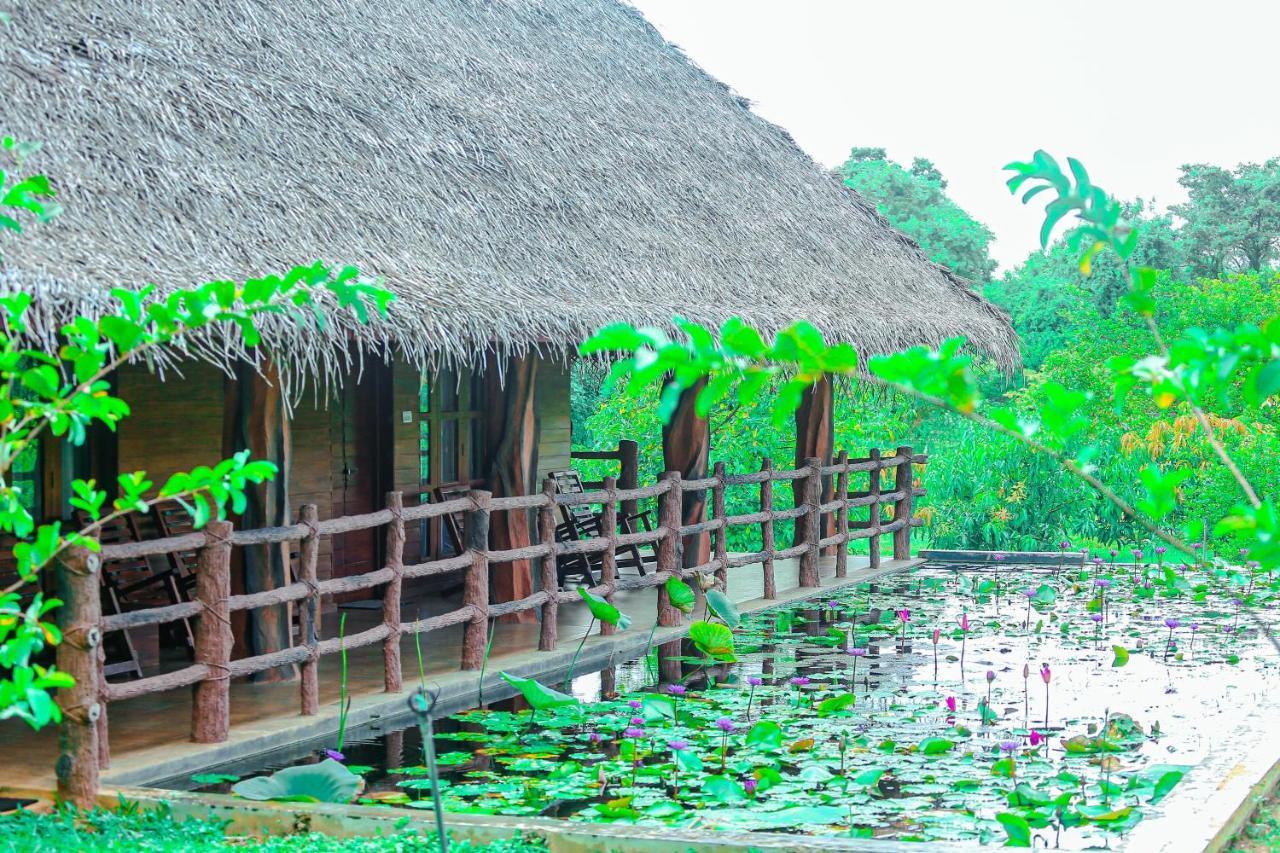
630;0;1280;271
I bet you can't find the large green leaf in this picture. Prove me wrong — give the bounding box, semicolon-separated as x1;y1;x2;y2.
701;774;747;803
688;620;736;662
816;692;857;716
577;587;631;630
664;576;696;614
704;588;741;628
918;736;956;755
745;719;783;749
231;759;361;803
997;812;1031;847
499;672;580;711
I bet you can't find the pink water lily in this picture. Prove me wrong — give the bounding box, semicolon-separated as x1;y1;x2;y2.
945;696;957;713
1029;729;1044;747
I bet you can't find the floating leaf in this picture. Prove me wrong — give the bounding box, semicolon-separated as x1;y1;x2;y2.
997;812;1031;847
702;774;747;803
499;672;580;711
1112;645;1130;667
918;737;955;755
745;719;783;750
231;759;361;803
816;692;856;716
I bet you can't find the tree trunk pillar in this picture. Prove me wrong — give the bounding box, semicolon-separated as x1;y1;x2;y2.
55;544;102;808
661;379;710;569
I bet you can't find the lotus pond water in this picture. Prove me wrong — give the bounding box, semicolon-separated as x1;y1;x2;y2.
189;559;1280;847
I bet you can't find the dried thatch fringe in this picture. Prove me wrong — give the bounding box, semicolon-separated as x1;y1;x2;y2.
0;0;1020;394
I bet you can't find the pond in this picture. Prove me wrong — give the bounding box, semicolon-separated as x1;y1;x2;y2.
177;559;1280;847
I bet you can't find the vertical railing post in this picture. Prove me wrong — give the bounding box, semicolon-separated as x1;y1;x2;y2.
538;479;559;651
618;438;640;522
892;446;914;561
656;471;683;627
600;476;619;636
383;491;405;693
712;461;727;587
834;450;850;577
55;543;103;808
798;456;822;588
298;503;321;715
192;519;233;744
462;490;491;670
760;458;776;600
868;448;882;570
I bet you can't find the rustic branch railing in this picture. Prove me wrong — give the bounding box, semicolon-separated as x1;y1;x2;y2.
55;446;925;805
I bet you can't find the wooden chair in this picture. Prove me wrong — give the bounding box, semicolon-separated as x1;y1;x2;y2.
549;470;657;587
432;481;474;557
76;510;194;679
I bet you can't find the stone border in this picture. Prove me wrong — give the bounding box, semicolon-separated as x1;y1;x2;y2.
921;548;1086;567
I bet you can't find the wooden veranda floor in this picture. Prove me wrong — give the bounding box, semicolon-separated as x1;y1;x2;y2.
0;555;908;791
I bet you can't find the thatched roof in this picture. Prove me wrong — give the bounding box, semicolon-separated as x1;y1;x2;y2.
1;0;1018;381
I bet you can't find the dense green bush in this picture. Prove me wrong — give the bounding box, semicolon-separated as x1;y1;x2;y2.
0;803;547;853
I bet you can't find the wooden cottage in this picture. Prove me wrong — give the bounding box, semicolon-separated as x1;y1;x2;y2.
1;0;1017;674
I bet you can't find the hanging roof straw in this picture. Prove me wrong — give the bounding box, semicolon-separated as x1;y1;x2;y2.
0;0;1018;386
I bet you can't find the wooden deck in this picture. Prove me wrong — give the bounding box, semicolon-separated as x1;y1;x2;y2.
0;555;913;791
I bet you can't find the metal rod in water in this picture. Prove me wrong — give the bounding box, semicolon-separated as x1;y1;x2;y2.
410;689;448;853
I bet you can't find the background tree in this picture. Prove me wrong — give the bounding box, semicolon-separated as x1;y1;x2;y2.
836;147;998;285
1173;158;1280;277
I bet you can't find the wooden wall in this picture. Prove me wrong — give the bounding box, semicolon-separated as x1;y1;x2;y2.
536;359;572;482
108;352;574;582
116;362;224;488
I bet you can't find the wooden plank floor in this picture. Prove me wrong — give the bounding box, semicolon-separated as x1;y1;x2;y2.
1;555;884;789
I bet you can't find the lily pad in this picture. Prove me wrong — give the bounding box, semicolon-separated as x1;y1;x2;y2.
231;759;361;803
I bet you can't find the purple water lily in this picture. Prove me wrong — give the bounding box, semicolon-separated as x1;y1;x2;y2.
745;675;762;719
324;749;345;762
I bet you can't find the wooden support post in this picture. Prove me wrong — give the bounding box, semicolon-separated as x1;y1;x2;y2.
656;471;683;627
618;438;640;523
834;450;850;578
712;461;727;587
600;476;619;636
799;456;822;588
661;379;710;569
868;448;882;570
462;490;492;669
485;355;538;622
223;357;293;679
298;503;321;716
383;491;405;693
761;458;776;600
892;446;914;561
55;544;102;808
794;376;834;550
192;520;233;744
538;479;559;651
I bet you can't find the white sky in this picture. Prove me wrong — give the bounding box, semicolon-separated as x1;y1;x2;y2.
629;0;1280;271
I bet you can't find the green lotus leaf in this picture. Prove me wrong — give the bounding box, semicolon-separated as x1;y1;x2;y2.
745;719;783;749
1112;645;1130;667
701;774;747;803
499;671;580;711
688;619;736;662
231;759;361;803
918;736;956;755
817;692;857;716
577;587;631;630
664;576;696;614
997;812;1031;847
705;588;741;628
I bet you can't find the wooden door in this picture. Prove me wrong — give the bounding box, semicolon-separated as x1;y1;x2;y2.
332;362;393;581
